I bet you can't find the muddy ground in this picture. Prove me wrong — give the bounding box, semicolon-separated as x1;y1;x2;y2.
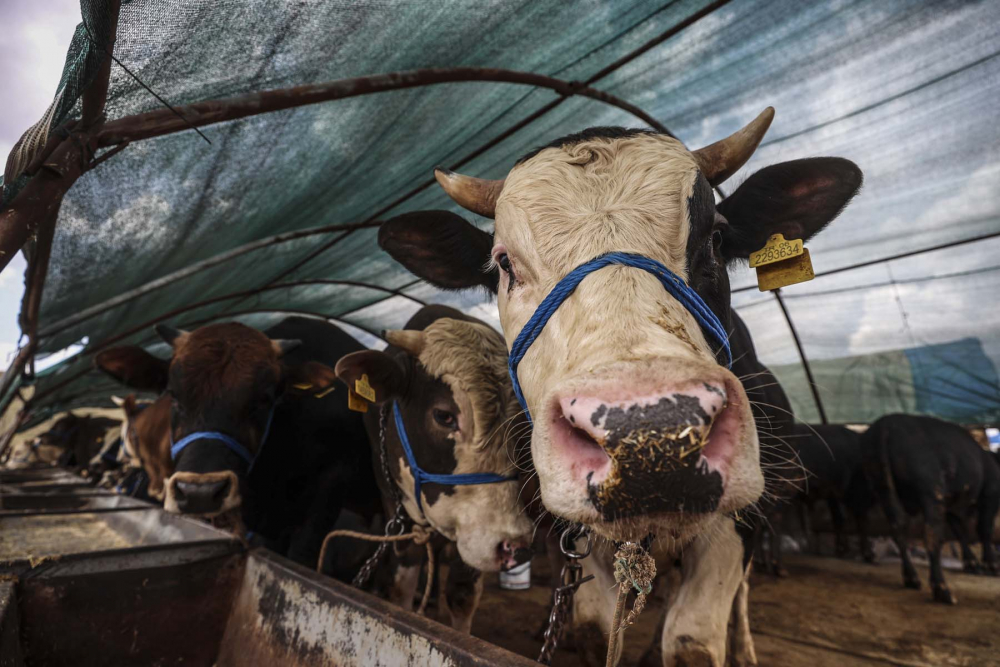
462;552;1000;666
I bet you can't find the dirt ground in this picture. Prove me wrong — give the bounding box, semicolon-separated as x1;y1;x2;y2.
466;552;1000;666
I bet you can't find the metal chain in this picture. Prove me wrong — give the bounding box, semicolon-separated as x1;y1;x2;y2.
352;404;406;589
538;525;595;665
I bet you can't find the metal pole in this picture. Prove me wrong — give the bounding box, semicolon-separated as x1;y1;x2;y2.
772;288;828;424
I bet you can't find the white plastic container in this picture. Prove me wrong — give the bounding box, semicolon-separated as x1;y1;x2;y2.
498;561;531;590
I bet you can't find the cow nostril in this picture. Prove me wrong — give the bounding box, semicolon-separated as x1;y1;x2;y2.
212;478;231;502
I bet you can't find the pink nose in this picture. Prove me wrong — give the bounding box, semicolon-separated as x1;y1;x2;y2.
499;540;533;571
559;383;727;445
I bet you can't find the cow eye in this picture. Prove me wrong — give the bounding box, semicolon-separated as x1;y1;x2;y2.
498;253;512;273
711;230;723;252
432;409;458;430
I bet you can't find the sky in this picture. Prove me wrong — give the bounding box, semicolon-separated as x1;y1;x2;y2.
0;0;84;369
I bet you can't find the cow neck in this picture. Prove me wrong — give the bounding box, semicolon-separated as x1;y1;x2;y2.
390;400;517;519
168;400;279;471
508;251;732;423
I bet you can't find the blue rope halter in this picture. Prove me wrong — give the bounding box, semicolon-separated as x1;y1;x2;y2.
392;401;517;515
169;402;279;470
508;252;732;423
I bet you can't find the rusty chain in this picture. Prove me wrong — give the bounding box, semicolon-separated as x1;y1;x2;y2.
537;525;595;664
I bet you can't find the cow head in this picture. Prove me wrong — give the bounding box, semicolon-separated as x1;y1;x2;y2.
378;109;862;542
335;316;533;572
95;322;335;517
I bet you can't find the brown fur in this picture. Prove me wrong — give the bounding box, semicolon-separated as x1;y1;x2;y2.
171;323;281;409
119;394;172;501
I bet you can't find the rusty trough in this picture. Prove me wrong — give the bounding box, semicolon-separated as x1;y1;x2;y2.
0;468;536;666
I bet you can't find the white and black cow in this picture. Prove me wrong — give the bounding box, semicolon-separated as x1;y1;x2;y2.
335;304;533;632
378;108;862;665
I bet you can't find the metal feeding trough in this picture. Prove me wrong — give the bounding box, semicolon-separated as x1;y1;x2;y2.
0;469;536;666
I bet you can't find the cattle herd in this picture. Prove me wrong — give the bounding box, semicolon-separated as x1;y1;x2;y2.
5;109;999;667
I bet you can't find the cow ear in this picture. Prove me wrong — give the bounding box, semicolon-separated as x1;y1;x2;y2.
717;157;862;260
379;210;498;293
334;351;406;404
95;346;170;392
284;361;337;398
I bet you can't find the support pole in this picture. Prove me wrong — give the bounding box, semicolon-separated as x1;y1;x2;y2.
773;288;828;424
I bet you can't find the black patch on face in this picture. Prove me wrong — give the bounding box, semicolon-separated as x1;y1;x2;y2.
389;357;459;508
586;394;724;520
685;172;732;362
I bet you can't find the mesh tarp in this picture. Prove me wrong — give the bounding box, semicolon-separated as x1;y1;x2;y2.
3;0;999;428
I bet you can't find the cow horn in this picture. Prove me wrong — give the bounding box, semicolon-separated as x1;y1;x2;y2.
155;324;189;347
434;167;504;219
384;330;425;357
692;107;775;186
272;339;302;357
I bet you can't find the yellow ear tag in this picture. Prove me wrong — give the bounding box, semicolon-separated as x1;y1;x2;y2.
355;374;376;403
750;233;814;291
347;388;368;413
313;386;335;399
292;383;313;391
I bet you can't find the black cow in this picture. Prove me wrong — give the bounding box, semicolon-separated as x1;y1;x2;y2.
861;413;1000;604
95;316;380;567
789;424;874;560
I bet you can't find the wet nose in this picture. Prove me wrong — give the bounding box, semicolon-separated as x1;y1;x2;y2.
174;478;231;514
498;540;533;571
555;383;730;519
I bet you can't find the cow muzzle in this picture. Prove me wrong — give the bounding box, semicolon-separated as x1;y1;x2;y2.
164;470;240;516
549;374;747;522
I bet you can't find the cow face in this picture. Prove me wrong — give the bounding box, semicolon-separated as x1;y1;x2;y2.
336;317;533;572
378;110;862;542
95;322;335;517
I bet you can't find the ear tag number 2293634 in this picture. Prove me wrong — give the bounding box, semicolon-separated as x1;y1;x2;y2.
750;233;815;291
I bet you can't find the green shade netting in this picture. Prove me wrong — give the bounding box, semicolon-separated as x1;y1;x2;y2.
3;0;999;428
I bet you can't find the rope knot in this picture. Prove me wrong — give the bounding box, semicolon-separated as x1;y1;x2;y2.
611;541;656;642
410;524;434;545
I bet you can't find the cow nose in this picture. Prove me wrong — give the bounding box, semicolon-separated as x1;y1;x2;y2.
559;384;726;442
554;383;731;519
174;478;231;514
498;540;533;571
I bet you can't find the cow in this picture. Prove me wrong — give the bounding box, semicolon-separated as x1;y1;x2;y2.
334;304;534;632
7;413;119;470
95;316;382;567
790;424;874;560
861;413;1000;604
377;108;862;665
95;394;172;499
757;424;874;573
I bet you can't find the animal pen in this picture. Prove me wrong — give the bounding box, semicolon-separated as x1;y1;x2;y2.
1;1;999;666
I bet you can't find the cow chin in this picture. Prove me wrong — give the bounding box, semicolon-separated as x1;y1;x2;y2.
163;470;242;517
531;361;763;544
